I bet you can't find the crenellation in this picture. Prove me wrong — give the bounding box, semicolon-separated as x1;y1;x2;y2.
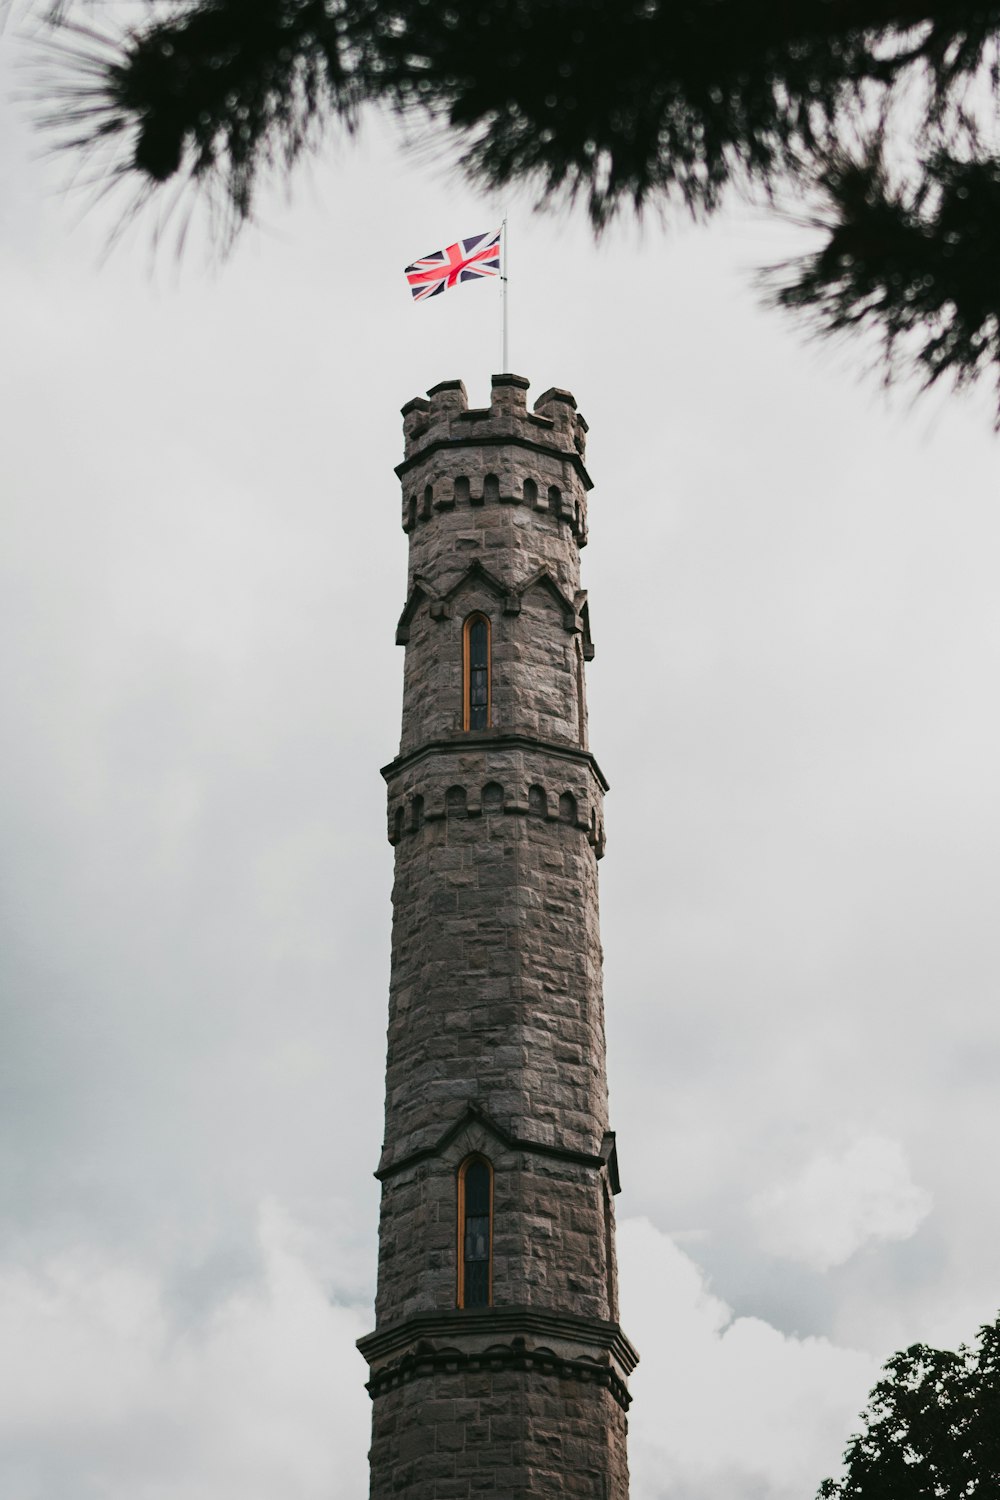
402;376;590;469
532;386;578;443
397;375;592;560
399;458;588;545
426;379;469;422
401;395;431;450
489;371;530;413
386;768;603;856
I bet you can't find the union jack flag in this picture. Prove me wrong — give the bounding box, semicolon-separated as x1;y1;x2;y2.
405;230;502;302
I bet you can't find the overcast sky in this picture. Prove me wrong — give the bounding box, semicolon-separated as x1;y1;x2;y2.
3;14;1000;1500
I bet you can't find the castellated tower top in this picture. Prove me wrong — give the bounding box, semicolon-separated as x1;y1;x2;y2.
396;373;592;562
400;372;589;465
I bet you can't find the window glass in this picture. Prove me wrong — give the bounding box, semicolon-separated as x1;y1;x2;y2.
467;616;489;730
461;1157;491;1307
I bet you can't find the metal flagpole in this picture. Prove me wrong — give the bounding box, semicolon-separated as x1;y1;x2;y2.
501;214;509;373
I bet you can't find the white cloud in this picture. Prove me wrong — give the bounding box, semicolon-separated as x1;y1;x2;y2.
0;1205;880;1500
619;1218;877;1500
0;1202;372;1500
750;1136;932;1271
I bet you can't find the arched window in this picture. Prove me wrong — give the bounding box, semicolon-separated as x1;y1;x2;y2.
457;1155;493;1308
603;1183;618;1319
463;614;491;731
482;781;504;814
445;785;467;817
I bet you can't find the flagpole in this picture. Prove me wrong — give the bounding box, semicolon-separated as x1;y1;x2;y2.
501;214;509;373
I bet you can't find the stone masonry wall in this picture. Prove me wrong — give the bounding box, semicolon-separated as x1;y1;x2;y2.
368;1368;631;1500
374;1129;616;1325
380;752;608;1169
399;584;589;753
402;443;586;592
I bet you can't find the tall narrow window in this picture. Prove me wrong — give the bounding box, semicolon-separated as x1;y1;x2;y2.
603;1184;618;1320
457;1155;492;1307
463;614;491;730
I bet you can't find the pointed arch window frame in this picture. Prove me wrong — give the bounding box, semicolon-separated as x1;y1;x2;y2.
462;612;492;732
456;1153;494;1308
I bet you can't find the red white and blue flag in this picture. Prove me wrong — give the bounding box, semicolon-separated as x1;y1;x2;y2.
405;230;502;302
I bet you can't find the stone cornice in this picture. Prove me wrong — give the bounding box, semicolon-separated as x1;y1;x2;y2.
381;733;610;793
393;562;590;649
375;1100;621;1192
357;1307;639;1409
395;431;593;491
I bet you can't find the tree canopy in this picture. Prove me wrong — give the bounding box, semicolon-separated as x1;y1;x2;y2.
818;1313;1000;1499
36;1;1000;413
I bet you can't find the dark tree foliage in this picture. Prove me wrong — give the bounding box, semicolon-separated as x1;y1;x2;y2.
818;1314;1000;1499
769;148;1000;405
34;1;1000;410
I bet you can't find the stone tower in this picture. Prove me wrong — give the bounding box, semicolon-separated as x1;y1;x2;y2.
358;373;637;1498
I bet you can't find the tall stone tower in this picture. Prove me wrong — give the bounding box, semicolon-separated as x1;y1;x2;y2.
358;373;637;1498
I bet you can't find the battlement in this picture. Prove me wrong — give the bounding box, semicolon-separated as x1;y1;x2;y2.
386;776;606;860
398;374;592;547
400;373;589;466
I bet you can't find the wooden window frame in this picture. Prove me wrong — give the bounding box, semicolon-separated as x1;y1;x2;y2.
456;1154;494;1308
603;1180;618;1320
462;613;492;732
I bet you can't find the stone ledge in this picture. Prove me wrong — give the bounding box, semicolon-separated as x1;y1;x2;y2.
358;1309;638;1410
375;1101;621;1193
359;1306;638;1374
395;431;593;491
393;562;590;646
364;1339;633;1410
381;733;610;793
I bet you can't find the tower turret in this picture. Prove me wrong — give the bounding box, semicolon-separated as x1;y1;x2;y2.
359;374;637;1499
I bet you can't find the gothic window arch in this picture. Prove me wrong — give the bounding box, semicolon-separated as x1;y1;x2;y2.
445;785;467;817
528;784;547;818
457;1154;493;1308
482;781;504;814
463;613;491;731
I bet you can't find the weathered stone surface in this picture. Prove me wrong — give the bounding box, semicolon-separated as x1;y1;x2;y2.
368;1370;631;1500
362;375;634;1500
